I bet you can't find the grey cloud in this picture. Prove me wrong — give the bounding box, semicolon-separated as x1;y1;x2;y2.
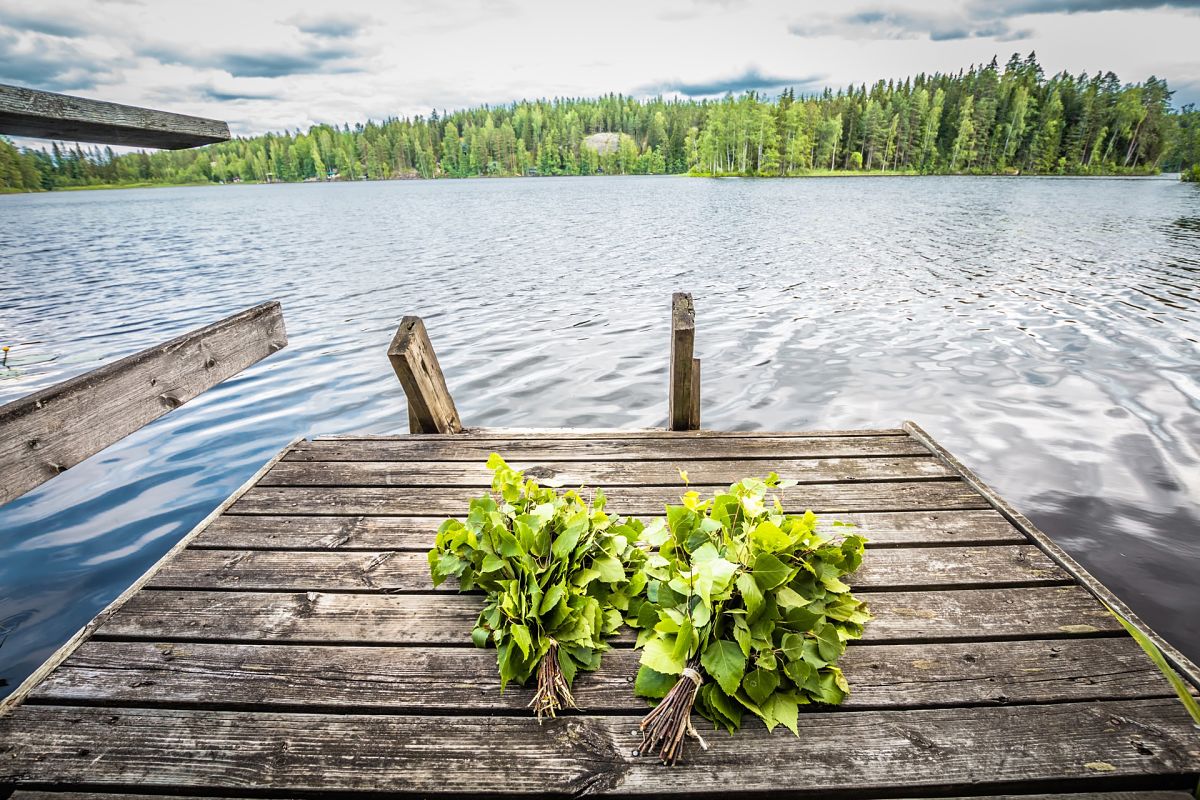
643;68;827;97
979;0;1200;13
791;0;1199;42
0;7;91;38
289;15;369;39
0;30;105;90
791;10;1029;41
144;41;361;78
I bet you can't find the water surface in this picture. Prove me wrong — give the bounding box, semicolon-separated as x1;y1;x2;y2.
2;175;1198;691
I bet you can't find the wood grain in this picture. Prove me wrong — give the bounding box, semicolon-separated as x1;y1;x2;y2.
669;292;699;430
388;317;462;434
29;637;1177;712
0;302;286;506
0;700;1196;795
228;480;989;516
284;434;930;461
192;510;1027;550
147;545;1069;592
95;586;1121;644
0;83;230;149
259;455;956;486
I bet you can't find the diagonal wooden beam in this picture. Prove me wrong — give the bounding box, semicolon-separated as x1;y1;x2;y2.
0;302;286;506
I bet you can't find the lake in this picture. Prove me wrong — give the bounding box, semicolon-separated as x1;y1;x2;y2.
1;175;1198;693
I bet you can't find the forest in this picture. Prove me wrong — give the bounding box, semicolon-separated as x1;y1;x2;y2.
3;53;1200;192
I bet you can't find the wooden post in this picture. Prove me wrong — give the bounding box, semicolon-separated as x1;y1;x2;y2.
388;317;462;435
0;84;230;150
0;301;286;507
669;292;700;430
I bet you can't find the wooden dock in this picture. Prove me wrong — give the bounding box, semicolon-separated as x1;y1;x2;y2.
1;424;1198;798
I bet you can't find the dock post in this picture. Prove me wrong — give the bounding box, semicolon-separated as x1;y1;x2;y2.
669;292;700;430
388;317;463;434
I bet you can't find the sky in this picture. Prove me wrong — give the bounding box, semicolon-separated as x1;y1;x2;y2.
1;0;1199;139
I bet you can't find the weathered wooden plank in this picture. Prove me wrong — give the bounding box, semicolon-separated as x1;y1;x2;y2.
0;302;286;506
14;791;1195;796
192;510;1027;550
284;434;929;461
0;84;230;149
1;700;1196;794
10;793;1194;800
30;637;1178;712
229;481;988;516
669;292;699;431
905;421;1200;693
95;586;1122;644
259;455;956;487
319;428;910;438
388;317;462;435
148;545;1069;592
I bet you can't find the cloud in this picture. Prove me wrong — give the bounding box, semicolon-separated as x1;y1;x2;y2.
791;0;1199;42
0;7;91;38
144;40;362;78
0;29;115;90
790;10;1032;41
642;67;827;97
984;0;1200;13
289;14;369;39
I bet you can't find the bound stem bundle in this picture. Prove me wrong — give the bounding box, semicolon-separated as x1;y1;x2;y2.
630;474;870;763
429;454;646;719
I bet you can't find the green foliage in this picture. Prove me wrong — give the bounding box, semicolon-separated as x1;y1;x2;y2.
6;54;1198;193
630;475;870;735
1182;164;1200;182
429;454;646;698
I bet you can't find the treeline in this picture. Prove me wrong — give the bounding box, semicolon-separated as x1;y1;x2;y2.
3;53;1200;192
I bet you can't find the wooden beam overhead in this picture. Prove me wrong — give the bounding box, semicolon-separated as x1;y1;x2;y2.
0;84;231;150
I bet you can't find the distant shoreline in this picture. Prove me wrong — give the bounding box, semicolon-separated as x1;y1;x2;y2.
1;169;1174;195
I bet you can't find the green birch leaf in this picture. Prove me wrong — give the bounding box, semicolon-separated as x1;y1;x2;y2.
752;552;791;590
510;623;533;659
593;554;626;583
736;572;764;618
742;667;780;706
763;692;800;734
701;639;747;696
635;664;676;699
642;635;686;675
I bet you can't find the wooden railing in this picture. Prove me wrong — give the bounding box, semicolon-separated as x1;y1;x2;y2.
0;302;286;506
0;84;230;150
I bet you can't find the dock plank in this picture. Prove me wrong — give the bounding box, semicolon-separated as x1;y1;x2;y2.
284;434;929;461
147;545;1070;592
29;637;1179;712
94;586;1121;644
259;455;956;487
229;481;989;516
11;794;1196;800
192;510;1027;550
1;700;1196;795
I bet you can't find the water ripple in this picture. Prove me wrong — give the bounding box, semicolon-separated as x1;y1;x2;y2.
1;175;1198;690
